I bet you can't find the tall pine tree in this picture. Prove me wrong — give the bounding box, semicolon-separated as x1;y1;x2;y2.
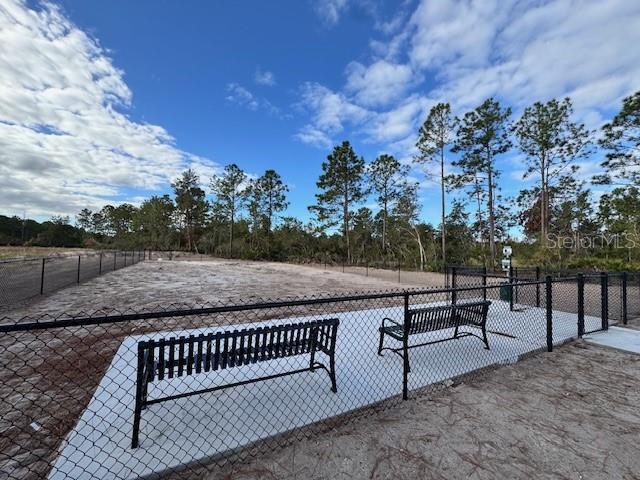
309;141;366;263
452;98;511;268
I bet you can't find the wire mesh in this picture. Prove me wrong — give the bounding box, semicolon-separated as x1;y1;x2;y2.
0;274;613;479
0;251;144;311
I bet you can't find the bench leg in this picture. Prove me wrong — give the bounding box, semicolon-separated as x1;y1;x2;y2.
453;324;459;339
309;350;316;371
131;401;142;449
482;325;490;350
377;328;385;355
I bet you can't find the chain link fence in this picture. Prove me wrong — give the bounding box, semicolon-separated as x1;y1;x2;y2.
0;272;625;479
0;251;145;311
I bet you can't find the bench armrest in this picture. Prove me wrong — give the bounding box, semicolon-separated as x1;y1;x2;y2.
381;317;403;328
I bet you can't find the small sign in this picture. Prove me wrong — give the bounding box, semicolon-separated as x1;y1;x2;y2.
501;259;511;271
502;246;513;257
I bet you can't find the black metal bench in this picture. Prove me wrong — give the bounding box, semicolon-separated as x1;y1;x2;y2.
132;318;339;448
378;300;491;369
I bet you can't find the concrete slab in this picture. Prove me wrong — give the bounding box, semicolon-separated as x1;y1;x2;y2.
584;326;640;355
49;300;599;479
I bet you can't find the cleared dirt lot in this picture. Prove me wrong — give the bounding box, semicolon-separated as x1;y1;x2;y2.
1;259;638;480
212;340;640;480
5;258;445;318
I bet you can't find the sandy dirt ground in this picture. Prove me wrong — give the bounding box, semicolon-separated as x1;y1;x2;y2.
210;340;640;480
2;259;638;480
4;258;446;319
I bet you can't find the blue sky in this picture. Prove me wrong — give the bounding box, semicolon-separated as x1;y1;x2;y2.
1;0;640;227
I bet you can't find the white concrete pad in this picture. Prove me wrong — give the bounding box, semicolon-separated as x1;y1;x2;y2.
584;326;640;354
49;300;599;479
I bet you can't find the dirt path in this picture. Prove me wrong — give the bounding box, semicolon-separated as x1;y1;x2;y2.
211;341;640;480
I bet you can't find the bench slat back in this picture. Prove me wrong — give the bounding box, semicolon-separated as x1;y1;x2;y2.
455;301;490;326
409;305;455;334
406;301;491;335
140;318;339;383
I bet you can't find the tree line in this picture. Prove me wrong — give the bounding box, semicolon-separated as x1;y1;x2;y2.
3;91;639;271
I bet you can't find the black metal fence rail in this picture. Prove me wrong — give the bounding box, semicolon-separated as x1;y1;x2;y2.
0;272;630;480
0;250;146;310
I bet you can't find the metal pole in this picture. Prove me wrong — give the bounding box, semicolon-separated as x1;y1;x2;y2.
509;265;514;312
622;271;628;325
124;251;127;267
546;275;553;352
535;266;540;308
99;253;103;275
601;272;609;331
577;273;585;337
482;266;487;302
402;293;409;400
114;252;117;271
398;262;401;283
77;255;81;284
451;267;457;305
40;258;45;295
366;259;369;277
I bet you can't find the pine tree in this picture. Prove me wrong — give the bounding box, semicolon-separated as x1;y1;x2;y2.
309;141;366;263
172;169;208;252
513;97;591;245
210;164;247;257
368;154;408;255
256;169;289;250
596;90;640;187
452;98;512;268
416;102;456;269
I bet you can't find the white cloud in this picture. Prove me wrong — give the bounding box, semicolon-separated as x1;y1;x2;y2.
345;60;415;107
295;82;370;147
295;125;334;149
313;0;349;26
254;67;276;86
300;0;640;167
0;0;218;218
362;94;432;142
225;83;259;110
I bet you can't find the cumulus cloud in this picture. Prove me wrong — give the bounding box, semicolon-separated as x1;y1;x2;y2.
254;67;276;86
297;82;370;141
299;0;640;160
345;60;415;107
0;0;218;218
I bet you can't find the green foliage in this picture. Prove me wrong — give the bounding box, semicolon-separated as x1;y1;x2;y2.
173;169;208;252
513;97;591;243
415;102;456;266
597;91;640;186
309;141;366;262
452;98;512;267
210;164;247;256
368;154;407;252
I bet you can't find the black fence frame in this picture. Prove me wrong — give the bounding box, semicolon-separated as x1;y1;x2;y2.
0;268;636;479
0;249;147;309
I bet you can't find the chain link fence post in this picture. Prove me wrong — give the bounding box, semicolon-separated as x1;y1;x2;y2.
40;257;45;294
402;292;409;400
535;266;541;308
546;275;553;352
601;272;609;330
77;255;81;284
482;266;487;302
451;266;457;304
577;273;585;337
622;271;628;325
